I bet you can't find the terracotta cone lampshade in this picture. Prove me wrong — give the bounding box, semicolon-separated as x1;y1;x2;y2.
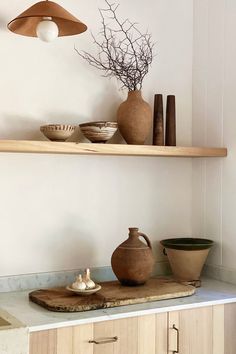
7;0;87;37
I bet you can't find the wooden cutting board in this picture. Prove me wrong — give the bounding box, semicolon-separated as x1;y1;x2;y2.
29;278;196;313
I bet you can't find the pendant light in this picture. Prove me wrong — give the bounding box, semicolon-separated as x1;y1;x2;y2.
7;0;87;42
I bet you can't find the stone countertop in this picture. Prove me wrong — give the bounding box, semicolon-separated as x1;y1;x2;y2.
0;309;29;354
0;277;236;332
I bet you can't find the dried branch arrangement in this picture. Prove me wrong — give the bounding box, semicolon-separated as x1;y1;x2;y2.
75;0;154;91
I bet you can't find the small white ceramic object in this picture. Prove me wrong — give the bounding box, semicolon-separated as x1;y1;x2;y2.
83;268;96;289
71;274;86;291
66;284;102;296
40;124;75;142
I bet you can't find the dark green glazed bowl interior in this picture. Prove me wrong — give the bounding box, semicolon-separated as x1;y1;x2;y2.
160;238;214;251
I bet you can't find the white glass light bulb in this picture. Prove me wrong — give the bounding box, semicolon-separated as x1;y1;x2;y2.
36;17;59;43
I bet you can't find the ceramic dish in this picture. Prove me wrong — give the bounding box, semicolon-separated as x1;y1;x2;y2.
79;121;118;143
160;238;214;250
40;124;75;142
66;284;102;296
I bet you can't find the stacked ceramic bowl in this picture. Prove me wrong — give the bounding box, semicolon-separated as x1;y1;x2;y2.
40;124;75;142
79;121;118;143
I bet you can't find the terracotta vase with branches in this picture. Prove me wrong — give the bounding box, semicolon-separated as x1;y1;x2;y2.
76;0;154;144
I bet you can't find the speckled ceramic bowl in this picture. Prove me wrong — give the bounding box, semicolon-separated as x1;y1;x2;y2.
79;121;118;143
40;124;75;142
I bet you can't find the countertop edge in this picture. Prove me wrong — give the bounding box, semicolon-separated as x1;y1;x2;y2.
28;296;236;332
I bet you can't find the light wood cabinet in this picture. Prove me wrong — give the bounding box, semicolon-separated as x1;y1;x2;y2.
29;305;227;354
168;305;224;354
92;314;165;354
224;303;236;354
30;314;166;354
29;329;57;354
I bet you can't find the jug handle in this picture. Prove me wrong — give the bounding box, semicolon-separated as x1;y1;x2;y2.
138;232;152;249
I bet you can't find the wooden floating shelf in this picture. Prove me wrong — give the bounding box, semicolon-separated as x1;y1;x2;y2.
0;140;227;157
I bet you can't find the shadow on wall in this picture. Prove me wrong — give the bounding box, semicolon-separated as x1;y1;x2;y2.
47;225;96;270
0;113;84;141
0;87;125;143
0;15;7;31
89;82;125;144
0;115;45;140
153;239;166;262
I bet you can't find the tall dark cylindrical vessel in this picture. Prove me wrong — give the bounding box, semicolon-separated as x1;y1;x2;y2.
111;228;154;286
165;95;176;146
153;94;164;146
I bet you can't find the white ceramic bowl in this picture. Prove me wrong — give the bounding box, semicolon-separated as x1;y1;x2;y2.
66;284;102;296
40;124;75;142
79;121;118;143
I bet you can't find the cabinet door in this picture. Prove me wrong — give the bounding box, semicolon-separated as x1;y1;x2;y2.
168;305;224;354
30;330;57;354
224;303;236;354
156;312;168;354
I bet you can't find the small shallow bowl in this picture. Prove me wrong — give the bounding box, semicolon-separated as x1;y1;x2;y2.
79;121;118;143
40;124;75;142
66;284;102;296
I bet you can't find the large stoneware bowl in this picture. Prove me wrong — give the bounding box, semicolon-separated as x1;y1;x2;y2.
79;121;118;143
160;238;214;284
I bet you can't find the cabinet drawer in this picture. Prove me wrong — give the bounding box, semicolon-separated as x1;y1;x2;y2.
91;314;167;354
30;314;161;354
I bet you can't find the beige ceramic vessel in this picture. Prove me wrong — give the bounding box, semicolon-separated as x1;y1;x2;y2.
117;90;152;145
165;248;210;282
40;124;75;142
160;238;214;283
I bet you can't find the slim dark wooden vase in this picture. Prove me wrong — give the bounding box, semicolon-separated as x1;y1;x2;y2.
153;94;164;146
165;95;176;146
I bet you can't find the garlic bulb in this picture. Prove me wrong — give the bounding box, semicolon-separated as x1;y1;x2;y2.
72;274;86;290
83;268;96;289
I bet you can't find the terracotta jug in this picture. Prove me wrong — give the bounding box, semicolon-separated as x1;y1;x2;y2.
117;90;152;145
111;228;154;286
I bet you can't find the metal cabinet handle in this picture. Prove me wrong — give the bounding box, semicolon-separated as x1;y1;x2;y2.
89;336;118;345
173;325;179;353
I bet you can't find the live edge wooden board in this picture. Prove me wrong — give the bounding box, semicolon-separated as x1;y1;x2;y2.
0;140;227;157
29;278;196;313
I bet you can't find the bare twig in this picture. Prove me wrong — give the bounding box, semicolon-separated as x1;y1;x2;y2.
75;0;154;91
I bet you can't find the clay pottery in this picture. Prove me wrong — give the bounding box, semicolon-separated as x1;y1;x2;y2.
117;90;152;145
160;238;214;284
79;121;118;143
66;284;102;296
40;124;75;142
111;227;154;286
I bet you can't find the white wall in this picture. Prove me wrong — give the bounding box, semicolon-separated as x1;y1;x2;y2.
192;0;236;269
0;0;193;276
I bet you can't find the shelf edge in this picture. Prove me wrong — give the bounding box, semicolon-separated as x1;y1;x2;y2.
0;140;227;158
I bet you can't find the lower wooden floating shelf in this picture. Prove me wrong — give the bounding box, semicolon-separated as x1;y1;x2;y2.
0;140;227;157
